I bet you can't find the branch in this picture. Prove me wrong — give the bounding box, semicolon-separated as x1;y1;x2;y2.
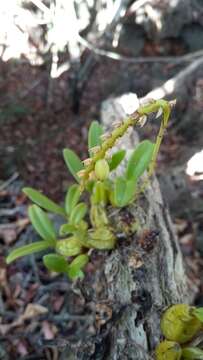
77;35;203;64
143;56;203;100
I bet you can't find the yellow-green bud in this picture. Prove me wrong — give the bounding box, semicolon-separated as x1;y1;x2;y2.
95;159;110;181
161;304;202;344
87;227;116;249
155;341;182;360
56;237;82;257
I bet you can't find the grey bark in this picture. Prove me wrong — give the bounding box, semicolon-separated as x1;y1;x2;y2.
60;96;188;360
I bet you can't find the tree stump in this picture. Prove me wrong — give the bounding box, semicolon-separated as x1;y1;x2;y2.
61;96;188;360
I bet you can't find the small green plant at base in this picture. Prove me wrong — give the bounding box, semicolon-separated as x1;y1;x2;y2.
6;98;175;280
156;304;203;359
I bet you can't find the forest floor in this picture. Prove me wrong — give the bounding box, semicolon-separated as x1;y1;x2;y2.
0;37;203;358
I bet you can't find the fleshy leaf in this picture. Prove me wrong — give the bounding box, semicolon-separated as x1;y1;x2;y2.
43;254;68;273
65;184;81;215
109;149;126;171
69;203;87;225
182;347;203;359
85;180;95;193
193;308;203;322
88;121;103;156
6;241;51;264
126;140;155;181
28;205;56;244
59;223;76;236
63;149;84;182
67;254;89;279
23;187;65;216
114;177;135;207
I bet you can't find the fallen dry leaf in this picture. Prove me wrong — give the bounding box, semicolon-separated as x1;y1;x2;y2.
23;303;48;320
0;218;29;244
0;303;48;335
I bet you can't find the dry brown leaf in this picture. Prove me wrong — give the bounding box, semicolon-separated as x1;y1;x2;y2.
23;303;48;320
0;303;48;335
0;218;29;244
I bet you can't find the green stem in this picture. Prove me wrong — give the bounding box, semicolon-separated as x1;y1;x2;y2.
136;99;171;196
81;99;172;193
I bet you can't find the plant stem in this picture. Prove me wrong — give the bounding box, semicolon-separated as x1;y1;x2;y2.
80;99;172;192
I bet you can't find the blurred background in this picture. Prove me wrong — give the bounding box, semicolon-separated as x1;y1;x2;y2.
0;0;203;358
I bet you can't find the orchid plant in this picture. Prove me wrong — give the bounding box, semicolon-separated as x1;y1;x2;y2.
6;98;174;280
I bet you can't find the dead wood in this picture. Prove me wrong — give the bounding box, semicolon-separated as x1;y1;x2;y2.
60;96;189;360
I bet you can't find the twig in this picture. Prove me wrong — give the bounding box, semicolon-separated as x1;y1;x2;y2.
0;207;25;217
128;0;151;12
19;78;44;99
0;218;29;231
144;56;203;100
30;0;51;17
78;35;203;64
0;172;19;191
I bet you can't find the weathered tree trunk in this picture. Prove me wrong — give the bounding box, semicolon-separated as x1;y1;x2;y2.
61;96;188;360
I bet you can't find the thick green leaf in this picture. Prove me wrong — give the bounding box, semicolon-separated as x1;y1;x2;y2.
6;241;50;264
88;121;103;155
67;254;89;279
182;347;203;359
28;205;56;244
59;223;76;236
69;203;87;225
193;308;203;322
63;149;84;182
65;184;81;215
85;180;95;193
126;140;155;181
23;187;65;216
109;149;126;171
43;254;68;273
114;177;135;207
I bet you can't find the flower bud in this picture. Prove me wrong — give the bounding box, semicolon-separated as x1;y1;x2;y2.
155;340;182;360
95;159;110;181
161;304;202;344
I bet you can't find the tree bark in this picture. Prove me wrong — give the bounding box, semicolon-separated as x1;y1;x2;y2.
60;96;188;360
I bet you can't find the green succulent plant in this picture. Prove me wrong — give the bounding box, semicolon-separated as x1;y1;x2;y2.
6;99;174;280
156;305;203;360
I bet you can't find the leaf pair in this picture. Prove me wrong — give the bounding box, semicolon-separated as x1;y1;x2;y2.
88;121;103;156
113;177;135;207
6;204;57;264
59;184;87;236
28;205;56;245
108;149;126;171
63;121;103;182
43;253;89;280
110;140;155;207
126;140;155;181
23;187;66;216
